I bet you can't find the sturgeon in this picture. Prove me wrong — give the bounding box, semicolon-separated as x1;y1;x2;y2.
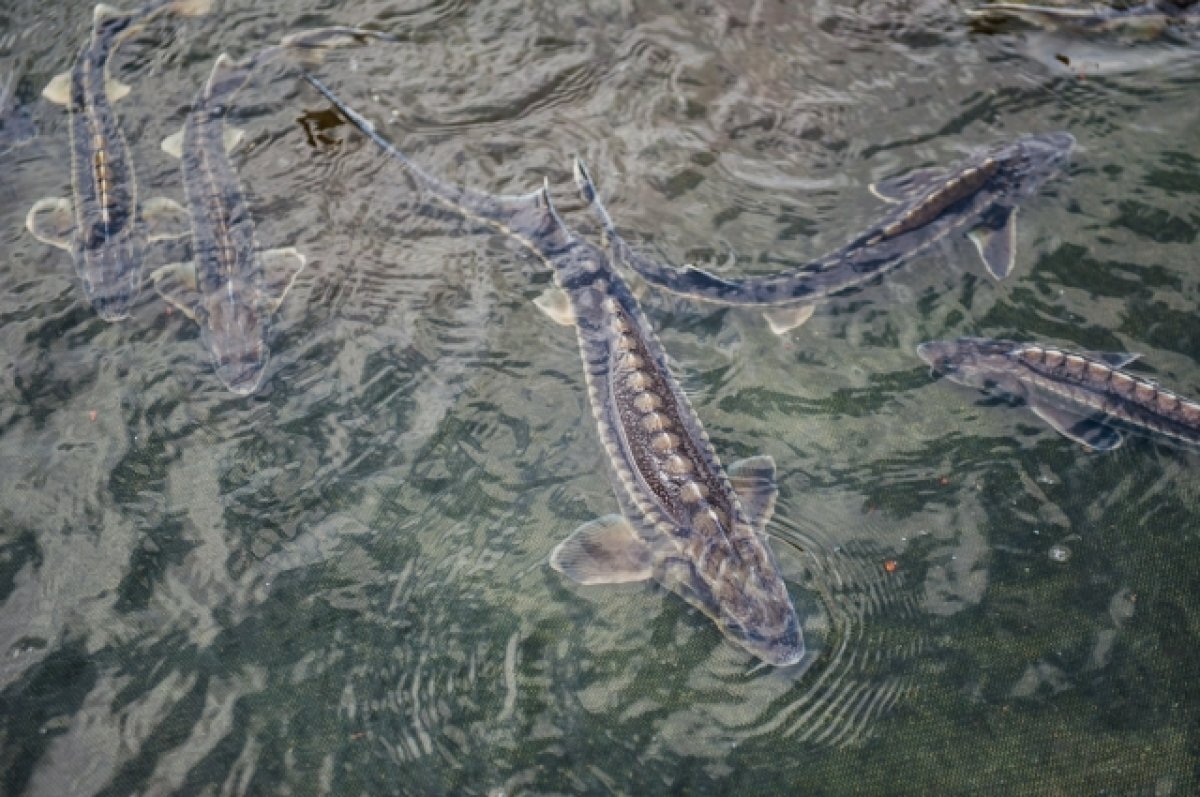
579;133;1074;334
918;337;1200;451
25;0;208;320
967;1;1200;41
152;28;395;394
0;68;37;153
302;73;805;666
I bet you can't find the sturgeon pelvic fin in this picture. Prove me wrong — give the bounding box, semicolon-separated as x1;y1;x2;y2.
549;515;654;585
1030;400;1125;451
141;196;190;241
150;260;201;320
25;197;76;250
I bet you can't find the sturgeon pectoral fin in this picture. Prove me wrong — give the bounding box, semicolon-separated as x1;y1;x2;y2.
259;247;307;312
728;455;779;532
869;167;949;204
1031;401;1124;452
967;205;1018;280
106;78;131;102
93;3;124;21
549;515;653;585
42;72;71;106
223;126;245;153
533;287;575;326
762;304;815;335
170;0;214;16
141;197;191;241
26;197;75;249
150;261;202;320
161;129;184;159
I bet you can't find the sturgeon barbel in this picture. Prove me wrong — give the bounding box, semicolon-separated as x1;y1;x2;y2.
918;337;1200;451
152;28;395;394
580;133;1073;334
25;0;208;320
302;73;805;666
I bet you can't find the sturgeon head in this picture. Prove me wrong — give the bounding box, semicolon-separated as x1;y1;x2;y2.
917;337;1023;391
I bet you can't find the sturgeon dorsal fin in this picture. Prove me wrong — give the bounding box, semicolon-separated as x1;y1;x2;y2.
1084;350;1140;369
572;157;613;231
869;166;950;204
1030;400;1124;452
727;455;778;533
967;205;1018;280
549;515;653;585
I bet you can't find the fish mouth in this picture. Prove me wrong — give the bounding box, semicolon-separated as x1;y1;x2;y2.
915;341;941;366
727;613;807;667
214;356;268;395
916;341;956;376
1040;131;1076;154
750;628;806;667
90;298;134;322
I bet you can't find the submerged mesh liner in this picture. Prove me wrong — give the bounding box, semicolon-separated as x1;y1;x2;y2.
3;0;1200;793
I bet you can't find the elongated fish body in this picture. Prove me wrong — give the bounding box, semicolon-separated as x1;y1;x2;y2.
0;69;37;153
152;29;394;394
918;337;1200;451
582;133;1073;334
303;74;804;666
25;0;206;320
967;2;1200;40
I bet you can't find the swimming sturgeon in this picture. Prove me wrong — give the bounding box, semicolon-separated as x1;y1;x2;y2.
967;1;1200;41
151;28;395;394
918;337;1200;451
25;0;208;320
302;73;805;666
0;67;37;153
576;133;1074;334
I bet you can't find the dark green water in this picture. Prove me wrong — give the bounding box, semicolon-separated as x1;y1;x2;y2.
2;0;1199;794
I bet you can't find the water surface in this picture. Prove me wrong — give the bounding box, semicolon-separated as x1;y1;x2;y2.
2;0;1200;794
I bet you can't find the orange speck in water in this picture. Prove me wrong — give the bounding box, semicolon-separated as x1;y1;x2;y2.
938;475;950;486
883;559;899;574
165;306;173;316
88;410;98;422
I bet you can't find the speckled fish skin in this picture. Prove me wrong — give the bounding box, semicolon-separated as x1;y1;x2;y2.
619;132;1074;307
918;337;1200;448
303;73;805;666
966;1;1200;39
173;53;272;394
157;29;392;394
51;1;191;320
